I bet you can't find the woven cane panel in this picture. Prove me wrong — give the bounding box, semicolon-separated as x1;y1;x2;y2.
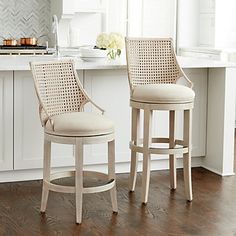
32;61;87;123
126;39;181;86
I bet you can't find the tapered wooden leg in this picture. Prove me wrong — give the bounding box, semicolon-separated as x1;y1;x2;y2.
40;138;51;213
108;140;118;213
183;109;193;201
142;108;152;204
129;108;140;192
75;138;83;224
169;110;177;190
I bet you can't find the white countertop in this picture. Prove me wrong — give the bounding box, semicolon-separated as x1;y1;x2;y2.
0;55;236;71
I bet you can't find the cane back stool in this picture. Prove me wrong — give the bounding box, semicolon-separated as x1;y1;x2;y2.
125;38;195;204
30;59;118;224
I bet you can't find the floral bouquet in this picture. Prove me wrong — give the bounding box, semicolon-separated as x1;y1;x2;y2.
96;32;125;60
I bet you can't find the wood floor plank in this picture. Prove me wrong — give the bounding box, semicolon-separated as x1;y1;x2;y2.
0;166;236;236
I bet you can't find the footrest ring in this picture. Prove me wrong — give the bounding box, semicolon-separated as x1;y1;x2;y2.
44;170;115;194
129;137;189;155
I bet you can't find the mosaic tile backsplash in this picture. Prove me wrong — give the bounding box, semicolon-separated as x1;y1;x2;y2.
0;0;51;45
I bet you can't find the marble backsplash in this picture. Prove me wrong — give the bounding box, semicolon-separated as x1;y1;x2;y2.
0;0;51;45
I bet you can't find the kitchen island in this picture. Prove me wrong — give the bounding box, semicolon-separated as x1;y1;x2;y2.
0;55;235;182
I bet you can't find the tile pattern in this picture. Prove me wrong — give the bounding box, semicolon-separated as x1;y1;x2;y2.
0;0;51;45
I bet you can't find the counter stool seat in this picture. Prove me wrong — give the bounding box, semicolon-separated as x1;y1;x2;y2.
30;60;118;224
45;112;114;137
131;84;195;104
126;37;195;204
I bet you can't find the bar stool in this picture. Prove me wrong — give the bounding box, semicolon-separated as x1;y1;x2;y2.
125;38;195;204
30;60;118;224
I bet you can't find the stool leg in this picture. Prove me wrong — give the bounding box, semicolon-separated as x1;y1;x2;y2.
40;138;51;213
169;110;177;190
108;140;118;213
75;138;83;224
142;108;152;204
129;108;140;192
183;109;193;201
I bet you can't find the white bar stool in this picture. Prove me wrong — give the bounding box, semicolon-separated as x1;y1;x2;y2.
30;60;118;224
125;38;195;204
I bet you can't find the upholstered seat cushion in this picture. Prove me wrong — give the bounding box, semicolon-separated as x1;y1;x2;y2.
45;112;114;137
131;84;195;104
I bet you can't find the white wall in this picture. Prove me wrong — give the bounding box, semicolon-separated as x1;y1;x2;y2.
177;0;199;48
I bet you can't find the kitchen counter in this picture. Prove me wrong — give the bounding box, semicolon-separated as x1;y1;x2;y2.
0;55;236;71
0;55;235;182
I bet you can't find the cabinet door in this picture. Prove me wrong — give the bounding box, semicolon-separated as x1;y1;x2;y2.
128;0;177;39
62;0;76;15
180;69;207;157
74;0;101;10
199;14;215;46
200;0;215;13
0;72;13;171
83;69;131;165
14;71;76;170
83;69;207;165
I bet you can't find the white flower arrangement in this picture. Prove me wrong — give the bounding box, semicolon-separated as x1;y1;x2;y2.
96;32;125;59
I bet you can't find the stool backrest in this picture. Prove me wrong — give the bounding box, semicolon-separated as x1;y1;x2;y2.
30;60;89;126
125;38;183;91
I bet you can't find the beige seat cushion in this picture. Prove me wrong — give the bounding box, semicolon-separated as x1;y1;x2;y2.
45;112;114;137
131;84;195;104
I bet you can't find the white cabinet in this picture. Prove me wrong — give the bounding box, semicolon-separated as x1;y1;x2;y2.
51;0;109;47
0;72;13;171
13;71;77;170
74;0;104;12
0;66;208;179
51;0;104;17
199;0;215;47
61;0;75;16
83;69;207;165
128;0;177;39
199;14;215;46
184;69;207;157
83;70;131;165
200;0;215;13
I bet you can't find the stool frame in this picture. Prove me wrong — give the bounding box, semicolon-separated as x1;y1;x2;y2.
30;60;118;224
126;37;194;204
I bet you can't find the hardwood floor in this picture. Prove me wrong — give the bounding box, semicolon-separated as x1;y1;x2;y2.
0;166;236;236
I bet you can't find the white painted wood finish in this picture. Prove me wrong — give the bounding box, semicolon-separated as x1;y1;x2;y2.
83;68;207;167
141;108;152;203
183;109;193;201
51;0;105;17
83;69;131;165
0;72;13;171
40;139;51;212
203;68;236;176
129;108;140;191
41;133;117;224
0;57;234;180
128;0;177;40
199;14;215;47
51;0;127;47
200;0;215;13
51;0;108;47
169;110;176;189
